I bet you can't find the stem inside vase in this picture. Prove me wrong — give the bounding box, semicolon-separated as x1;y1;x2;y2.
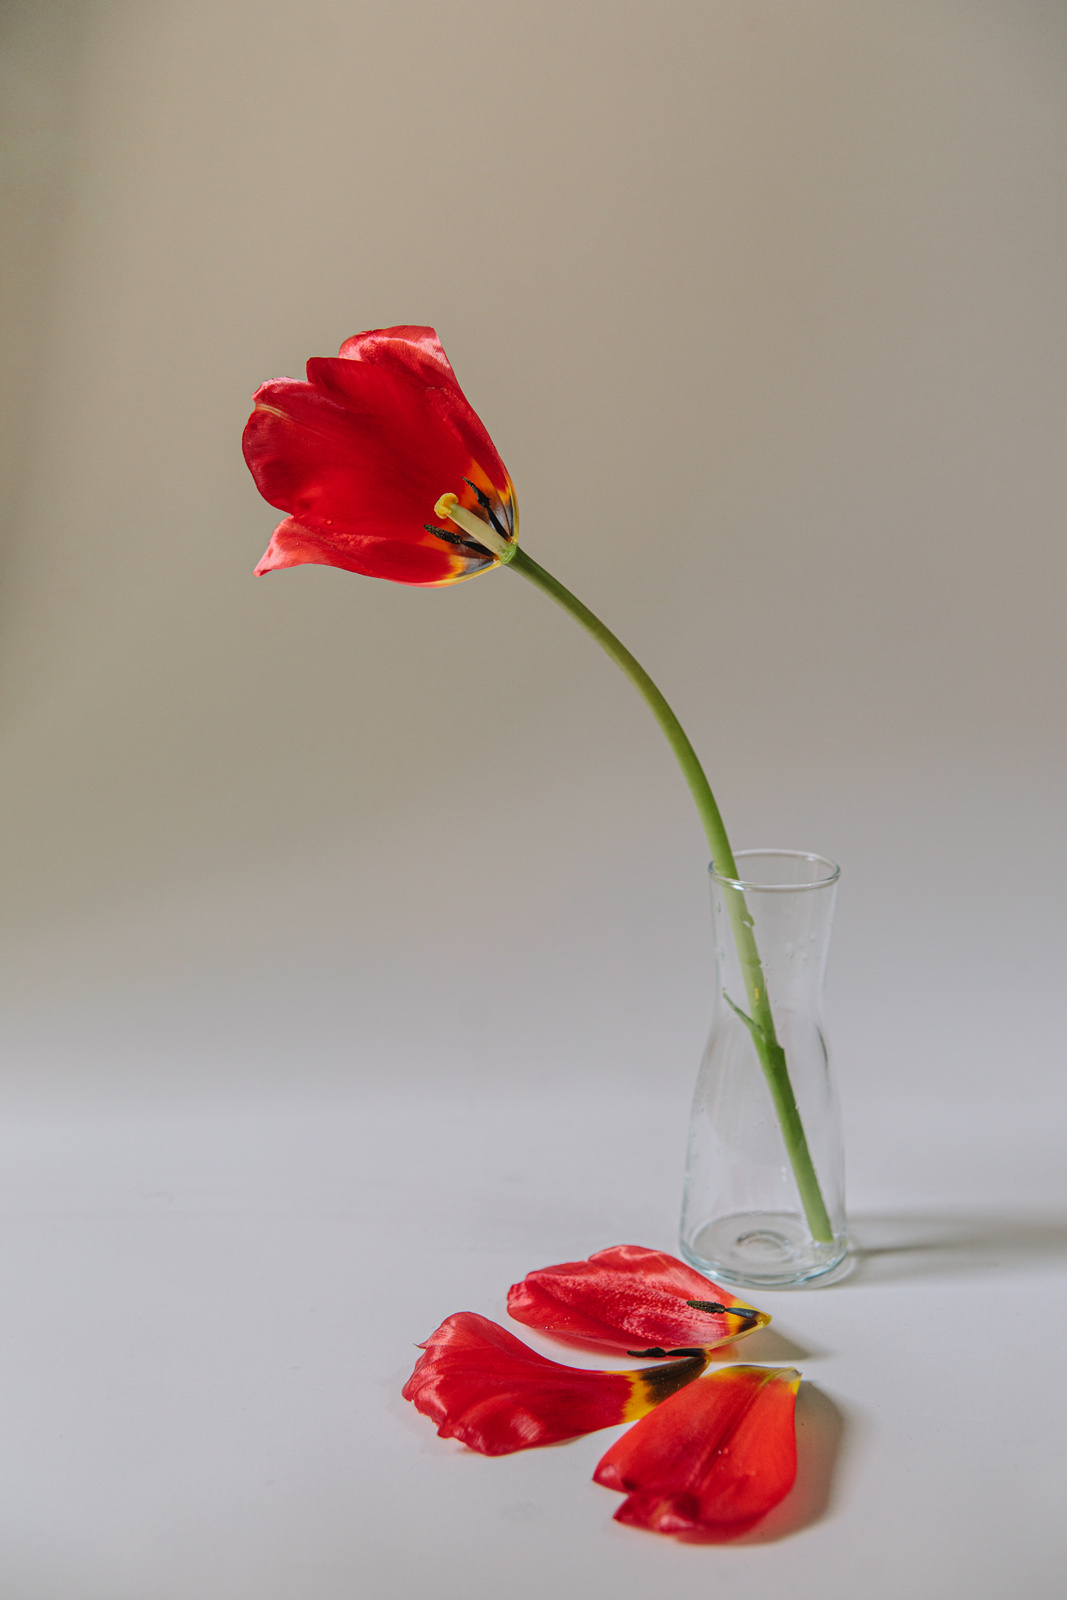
683;850;845;1286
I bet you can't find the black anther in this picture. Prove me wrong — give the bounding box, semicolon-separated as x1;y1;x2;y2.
462;478;509;539
424;523;489;555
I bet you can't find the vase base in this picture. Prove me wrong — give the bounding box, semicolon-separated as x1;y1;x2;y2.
680;1210;848;1289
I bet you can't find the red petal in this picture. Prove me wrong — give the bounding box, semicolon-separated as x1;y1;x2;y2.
245;371;473;531
243;327;514;586
401;1313;708;1456
317;329;512;510
252;516;469;586
507;1245;770;1355
337;324;459;387
594;1366;801;1536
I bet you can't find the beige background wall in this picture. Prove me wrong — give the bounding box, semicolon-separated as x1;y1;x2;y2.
2;0;1065;1141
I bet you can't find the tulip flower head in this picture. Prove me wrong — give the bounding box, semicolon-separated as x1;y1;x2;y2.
243;325;516;586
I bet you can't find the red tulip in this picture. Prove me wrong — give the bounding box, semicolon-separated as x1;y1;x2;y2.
594;1365;801;1536
507;1244;769;1356
243;325;516;587
402;1312;709;1456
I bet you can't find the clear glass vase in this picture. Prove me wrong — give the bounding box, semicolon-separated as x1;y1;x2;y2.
680;850;847;1288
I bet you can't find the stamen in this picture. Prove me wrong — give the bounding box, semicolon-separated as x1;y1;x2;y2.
685;1299;756;1319
462;477;509;539
637;1350;709;1404
434;492;516;563
424;523;487;554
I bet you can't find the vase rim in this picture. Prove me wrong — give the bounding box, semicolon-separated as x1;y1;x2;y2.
709;848;841;893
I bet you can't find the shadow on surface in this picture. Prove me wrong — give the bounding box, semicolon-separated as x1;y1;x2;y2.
677;1382;849;1545
842;1210;1067;1286
709;1324;817;1364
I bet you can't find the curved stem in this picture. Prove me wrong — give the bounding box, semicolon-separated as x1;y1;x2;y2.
507;546;834;1243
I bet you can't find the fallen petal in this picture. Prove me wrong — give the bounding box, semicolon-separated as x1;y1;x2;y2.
507;1244;769;1354
402;1312;709;1456
594;1365;801;1536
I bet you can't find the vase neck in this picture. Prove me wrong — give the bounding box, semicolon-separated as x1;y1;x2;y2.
709;855;838;1011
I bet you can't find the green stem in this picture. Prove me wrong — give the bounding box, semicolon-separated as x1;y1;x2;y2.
507;546;834;1244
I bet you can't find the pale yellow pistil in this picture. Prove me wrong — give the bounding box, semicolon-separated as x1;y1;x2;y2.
434;493;516;564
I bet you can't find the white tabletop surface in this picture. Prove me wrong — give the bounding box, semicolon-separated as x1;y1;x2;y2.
0;1072;1062;1600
